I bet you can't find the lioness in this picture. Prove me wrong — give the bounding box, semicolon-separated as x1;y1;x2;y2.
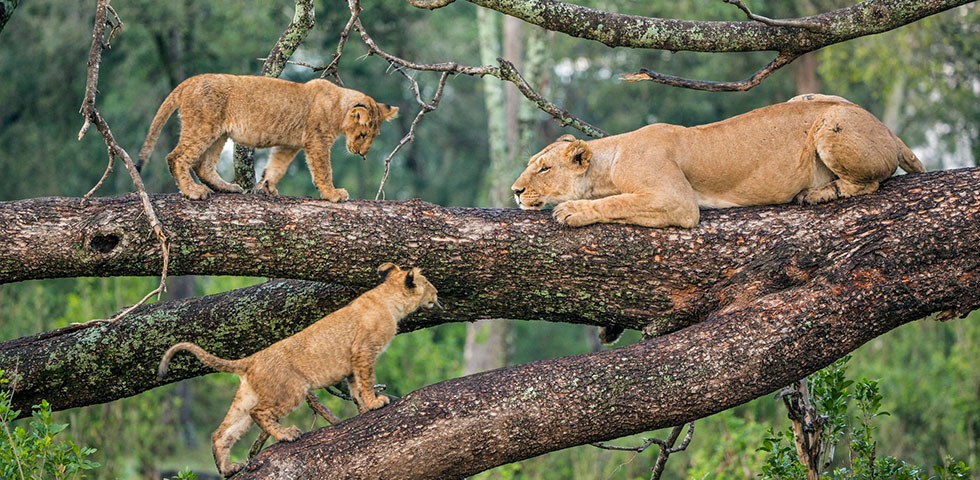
157;263;439;477
512;94;924;228
138;74;398;201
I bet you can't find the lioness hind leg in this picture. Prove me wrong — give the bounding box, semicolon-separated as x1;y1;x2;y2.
194;135;244;194
794;179;879;205
795;106;900;205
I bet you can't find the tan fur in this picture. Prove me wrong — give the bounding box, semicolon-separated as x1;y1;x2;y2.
511;94;925;228
157;263;438;477
138;74;398;201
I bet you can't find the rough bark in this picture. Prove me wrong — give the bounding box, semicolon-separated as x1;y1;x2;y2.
464;0;972;53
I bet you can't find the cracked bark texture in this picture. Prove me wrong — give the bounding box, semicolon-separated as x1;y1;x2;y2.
464;0;973;53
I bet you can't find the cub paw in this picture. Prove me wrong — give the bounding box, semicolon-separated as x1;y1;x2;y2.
553;200;595;227
220;462;244;478
322;187;350;203
182;184;213;201
256;180;279;196
362;395;390;412
794;186;835;205
281;426;303;442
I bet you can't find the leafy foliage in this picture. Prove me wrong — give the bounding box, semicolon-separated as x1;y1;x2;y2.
0;369;100;480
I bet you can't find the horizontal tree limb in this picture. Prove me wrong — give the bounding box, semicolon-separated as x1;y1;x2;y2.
461;0;972;53
1;168;978;420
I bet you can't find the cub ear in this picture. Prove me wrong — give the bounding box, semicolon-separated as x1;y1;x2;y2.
348;103;371;126
563;139;592;171
556;134;577;143
381;104;399;122
404;267;420;289
377;262;400;281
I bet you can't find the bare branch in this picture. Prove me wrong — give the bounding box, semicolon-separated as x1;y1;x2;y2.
319;9;359;85
721;0;826;32
77;0;170;318
591;423;695;479
620;52;799;92
376;70;449;200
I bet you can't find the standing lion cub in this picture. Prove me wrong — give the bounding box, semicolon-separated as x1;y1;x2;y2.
157;263;439;477
512;94;924;228
138;74;398;201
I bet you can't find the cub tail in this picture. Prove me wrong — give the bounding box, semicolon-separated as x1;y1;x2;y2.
157;342;247;380
137;80;188;172
891;131;925;174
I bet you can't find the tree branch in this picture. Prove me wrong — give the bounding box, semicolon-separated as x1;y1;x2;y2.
1;169;978;422
0;0;19;34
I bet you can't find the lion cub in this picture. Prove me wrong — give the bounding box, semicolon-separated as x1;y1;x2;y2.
157;263;438;477
137;74;398;201
512;94;924;228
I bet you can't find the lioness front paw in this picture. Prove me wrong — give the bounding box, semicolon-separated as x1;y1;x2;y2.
280;426;302;442
553;200;596;227
321;187;349;202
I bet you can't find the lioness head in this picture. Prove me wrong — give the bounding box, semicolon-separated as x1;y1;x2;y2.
377;262;441;310
343;101;399;157
511;134;592;209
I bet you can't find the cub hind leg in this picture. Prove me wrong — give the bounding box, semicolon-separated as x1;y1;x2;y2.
794;105;902;206
167;129;222;200
194;134;244;194
211;399;253;477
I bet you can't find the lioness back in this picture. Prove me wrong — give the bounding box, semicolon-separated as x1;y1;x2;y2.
512;94;923;229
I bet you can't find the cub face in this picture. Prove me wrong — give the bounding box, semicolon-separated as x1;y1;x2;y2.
377;262;441;311
511;134;592;209
343;101;399;157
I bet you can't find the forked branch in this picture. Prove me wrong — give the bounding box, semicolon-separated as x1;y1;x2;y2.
77;0;170;322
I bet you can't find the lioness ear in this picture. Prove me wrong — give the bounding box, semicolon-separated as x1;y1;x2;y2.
556;134;577;143
563;139;592;171
404;268;419;289
378;262;400;281
348;103;371;126
381;104;399;122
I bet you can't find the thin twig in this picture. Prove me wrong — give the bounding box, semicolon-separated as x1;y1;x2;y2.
721;0;826;32
346;0;604;138
591;422;694;480
620;52;799;92
376;70;449;200
77;0;170;325
320;10;359;85
256;57;327;72
84;147;114;200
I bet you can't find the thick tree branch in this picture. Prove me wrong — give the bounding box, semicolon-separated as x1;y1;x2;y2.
1;169;978;420
462;0;971;53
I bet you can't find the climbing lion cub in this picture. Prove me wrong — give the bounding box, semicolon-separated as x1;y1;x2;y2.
138;74;398;201
512;94;925;228
157;263;439;477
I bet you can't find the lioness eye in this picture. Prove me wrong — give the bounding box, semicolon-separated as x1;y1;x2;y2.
537;166;551;174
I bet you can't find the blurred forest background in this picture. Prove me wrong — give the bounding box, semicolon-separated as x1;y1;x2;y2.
0;0;978;478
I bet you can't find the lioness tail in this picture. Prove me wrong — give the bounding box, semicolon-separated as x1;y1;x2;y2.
157;342;247;380
891;131;925;174
136;80;188;172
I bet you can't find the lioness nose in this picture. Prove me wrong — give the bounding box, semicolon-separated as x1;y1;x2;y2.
513;187;525;196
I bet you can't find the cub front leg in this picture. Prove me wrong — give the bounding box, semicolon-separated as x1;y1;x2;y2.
303;137;349;202
350;342;388;413
554;192;699;229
